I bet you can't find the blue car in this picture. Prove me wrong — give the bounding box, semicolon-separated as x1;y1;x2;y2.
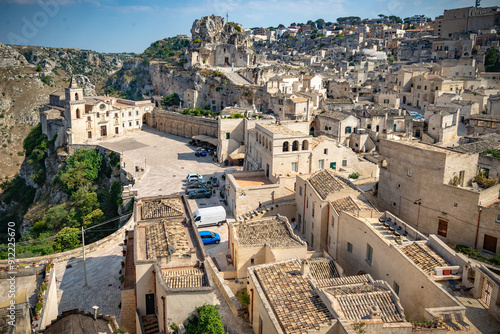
199;231;221;245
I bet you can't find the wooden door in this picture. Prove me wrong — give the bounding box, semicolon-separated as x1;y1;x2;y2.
483;234;497;253
145;293;155;315
100;125;107;137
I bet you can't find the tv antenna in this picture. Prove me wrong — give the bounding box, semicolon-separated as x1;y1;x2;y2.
226;12;229;23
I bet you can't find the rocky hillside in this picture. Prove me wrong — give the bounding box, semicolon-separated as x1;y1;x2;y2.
0;43;126;180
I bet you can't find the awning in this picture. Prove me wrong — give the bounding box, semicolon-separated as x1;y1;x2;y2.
192;135;218;146
229;145;246;160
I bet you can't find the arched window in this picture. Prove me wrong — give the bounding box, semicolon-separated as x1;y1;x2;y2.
76;108;80;119
302;140;309;150
283;141;289;152
75;93;79;100
292;140;299;151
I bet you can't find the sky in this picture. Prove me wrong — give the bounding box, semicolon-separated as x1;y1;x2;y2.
0;0;498;53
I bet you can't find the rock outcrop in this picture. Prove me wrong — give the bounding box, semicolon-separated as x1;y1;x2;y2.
0;42;30;68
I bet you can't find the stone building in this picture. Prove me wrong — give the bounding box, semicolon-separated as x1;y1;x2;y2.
185;15;259;68
433;6;500;37
422;106;459;144
467;114;500;136
121;195;215;333
228;215;307;278
245;123;360;182
295;168;376;251
247;257;412;334
377;139;500;254
40;77;153;147
314;111;359;145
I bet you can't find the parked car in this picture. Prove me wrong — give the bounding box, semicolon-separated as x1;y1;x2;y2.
195;148;207;157
199;231;220;245
187;174;203;183
185;183;208;194
211;177;219;187
188;188;212;199
187;179;206;187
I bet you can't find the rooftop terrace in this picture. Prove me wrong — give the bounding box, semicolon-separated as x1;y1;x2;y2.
233;174;273;188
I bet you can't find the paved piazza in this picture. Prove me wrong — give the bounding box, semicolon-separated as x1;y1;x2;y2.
53;127;249;331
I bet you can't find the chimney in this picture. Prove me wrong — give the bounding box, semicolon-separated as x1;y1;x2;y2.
301;259;310;277
369;305;381;320
92;306;99;320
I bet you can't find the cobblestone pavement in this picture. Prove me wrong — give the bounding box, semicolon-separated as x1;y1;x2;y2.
53;128;245;327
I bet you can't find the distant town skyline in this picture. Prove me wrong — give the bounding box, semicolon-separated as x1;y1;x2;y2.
0;0;498;53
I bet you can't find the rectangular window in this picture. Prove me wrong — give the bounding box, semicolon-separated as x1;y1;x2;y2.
250;258;254;265
299;186;302;196
495;215;500;223
347;242;353;253
87;116;91;121
331;216;335;229
97;112;100;118
342;159;347;167
324;149;328;155
136;110;139;115
136;121;139;126
129;122;132;127
291;162;297;172
129;112;132;117
366;244;373;264
394;282;400;296
312;203;315;217
226;133;230;139
311;233;314;248
438;220;448;237
318;159;324;170
407;169;412;177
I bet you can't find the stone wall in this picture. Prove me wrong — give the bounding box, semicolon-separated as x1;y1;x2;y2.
120;288;136;333
40;267;58;330
154;110;217;139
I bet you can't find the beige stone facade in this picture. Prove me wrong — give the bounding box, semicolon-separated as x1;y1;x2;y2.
40;77;154;147
434;6;500;37
377;139;500;253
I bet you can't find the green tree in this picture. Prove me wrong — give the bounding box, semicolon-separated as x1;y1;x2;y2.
70;188;100;221
45;205;69;230
162;93;181;107
277;24;285;28
185;305;225;334
306;20;316;29
53;227;81;252
83;209;104;228
59;149;103;192
23;124;46;157
485;47;499;72
315;19;325;29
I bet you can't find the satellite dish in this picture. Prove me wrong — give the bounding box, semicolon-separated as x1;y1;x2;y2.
168;245;176;254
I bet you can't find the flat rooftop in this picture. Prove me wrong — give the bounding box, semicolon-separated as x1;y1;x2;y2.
400;243;449;275
234;216;304;248
253;259;334;334
233;175;273;187
258;123;306;136
389;140;455;154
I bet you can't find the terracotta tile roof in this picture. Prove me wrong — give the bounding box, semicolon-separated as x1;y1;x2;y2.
326;284;405;323
234;217;303;248
309;258;339;284
145;219;191;259
308;169;347;199
141;198;184;220
400;243;449;274
254;260;334;334
330;196;361;214
162;267;208;288
322;275;370;287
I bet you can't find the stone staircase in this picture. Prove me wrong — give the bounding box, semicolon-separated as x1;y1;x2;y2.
141;315;159;334
224;71;254;86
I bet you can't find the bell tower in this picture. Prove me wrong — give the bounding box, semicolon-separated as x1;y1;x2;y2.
65;76;86;144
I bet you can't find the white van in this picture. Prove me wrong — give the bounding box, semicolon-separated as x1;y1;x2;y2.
193;206;227;227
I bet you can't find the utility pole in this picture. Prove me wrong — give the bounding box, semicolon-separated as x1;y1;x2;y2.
82;226;87;287
226;12;229;24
